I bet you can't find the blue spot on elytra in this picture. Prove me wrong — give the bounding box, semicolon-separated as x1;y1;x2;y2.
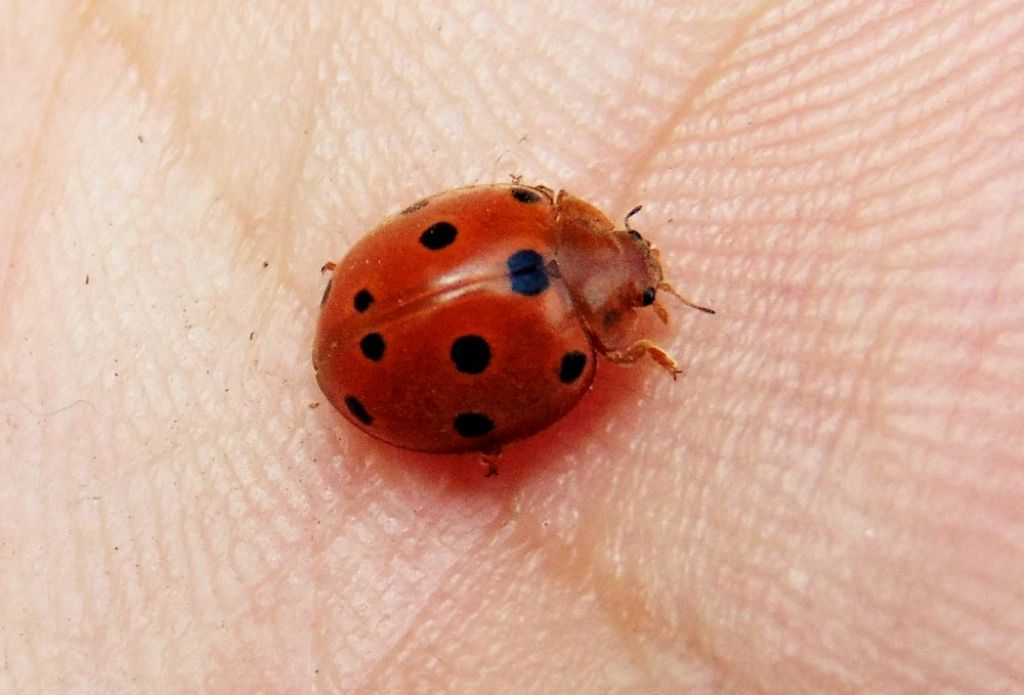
506;249;549;296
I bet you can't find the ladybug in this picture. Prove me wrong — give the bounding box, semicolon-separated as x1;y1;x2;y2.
312;183;712;471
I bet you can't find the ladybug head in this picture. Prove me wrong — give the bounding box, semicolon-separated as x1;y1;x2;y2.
551;191;713;351
620;206;714;323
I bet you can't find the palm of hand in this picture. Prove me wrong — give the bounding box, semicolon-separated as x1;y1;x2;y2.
2;3;1022;692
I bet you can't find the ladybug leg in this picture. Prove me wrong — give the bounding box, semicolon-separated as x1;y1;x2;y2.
321;261;337;274
652;300;670;324
479;449;502;477
605;340;683;380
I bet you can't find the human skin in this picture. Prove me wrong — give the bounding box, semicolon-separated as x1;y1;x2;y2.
2;1;1023;692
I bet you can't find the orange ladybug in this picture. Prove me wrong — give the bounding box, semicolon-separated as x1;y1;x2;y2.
312;183;712;471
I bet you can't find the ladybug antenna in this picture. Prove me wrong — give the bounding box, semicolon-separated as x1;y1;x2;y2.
624;205;643;234
658;281;716;315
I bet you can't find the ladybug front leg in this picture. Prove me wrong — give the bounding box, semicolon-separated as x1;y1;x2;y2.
604;340;683;380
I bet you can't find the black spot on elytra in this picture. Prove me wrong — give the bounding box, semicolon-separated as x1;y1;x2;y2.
454;412;494;438
353;289;374;312
559;351;587;384
642;287;656;306
420;221;457;250
344;395;373;425
511;187;541;204
320;279;332;307
451;335;491;374
507;249;549;296
402;199;429;214
360;333;385;361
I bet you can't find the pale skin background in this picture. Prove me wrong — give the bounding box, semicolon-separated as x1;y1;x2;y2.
2;1;1023;692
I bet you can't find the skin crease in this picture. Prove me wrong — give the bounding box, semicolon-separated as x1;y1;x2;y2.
1;0;1023;692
